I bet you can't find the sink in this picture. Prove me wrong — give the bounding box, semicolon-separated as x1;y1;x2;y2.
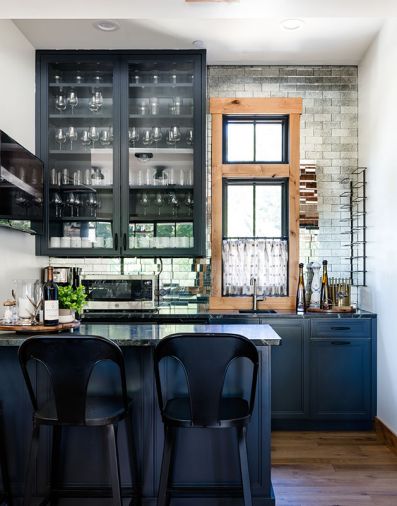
238;309;277;314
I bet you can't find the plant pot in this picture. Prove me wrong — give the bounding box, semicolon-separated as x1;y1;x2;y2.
59;309;75;324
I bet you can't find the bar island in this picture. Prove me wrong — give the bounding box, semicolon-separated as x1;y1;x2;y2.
0;323;280;505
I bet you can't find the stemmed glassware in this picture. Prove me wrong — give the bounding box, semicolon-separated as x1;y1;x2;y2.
100;128;111;146
50;192;63;218
86;193;98;218
166;126;181;146
65;192;75;217
155;193;164;216
129;127;139;146
55;128;67;150
67;90;78;114
55;92;67;112
184;193;194;217
141;193;150;216
142;129;153;145
73;194;82;217
152;127;162;145
67;126;78;150
89;90;104;112
186;129;193;146
81;129;91;150
88;126;99;148
169;192;180;217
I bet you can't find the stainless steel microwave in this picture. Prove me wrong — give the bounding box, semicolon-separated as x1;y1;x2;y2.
81;274;157;311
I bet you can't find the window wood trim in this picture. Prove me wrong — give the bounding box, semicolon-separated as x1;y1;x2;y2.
209;97;302;310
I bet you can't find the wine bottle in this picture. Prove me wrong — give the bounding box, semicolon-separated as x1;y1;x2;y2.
43;266;59;326
320;260;331;310
296;263;306;314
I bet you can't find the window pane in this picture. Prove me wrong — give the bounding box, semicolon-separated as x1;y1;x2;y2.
255;185;282;237
255;123;283;162
226;123;254;162
226;185;253;237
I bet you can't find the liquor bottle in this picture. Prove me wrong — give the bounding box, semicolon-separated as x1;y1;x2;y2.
296;263;306;314
43;266;59;326
320;260;331;310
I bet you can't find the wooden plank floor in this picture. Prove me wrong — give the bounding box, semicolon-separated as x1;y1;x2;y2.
272;431;397;506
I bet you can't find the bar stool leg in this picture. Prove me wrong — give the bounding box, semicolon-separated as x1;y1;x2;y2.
238;426;252;506
0;407;12;506
157;426;175;506
23;424;40;506
106;424;122;506
125;415;141;506
49;426;62;506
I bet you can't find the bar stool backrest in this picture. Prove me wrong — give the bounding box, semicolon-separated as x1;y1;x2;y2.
18;334;128;425
154;333;259;427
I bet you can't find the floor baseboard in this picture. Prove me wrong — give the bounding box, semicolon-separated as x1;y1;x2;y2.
374;417;397;456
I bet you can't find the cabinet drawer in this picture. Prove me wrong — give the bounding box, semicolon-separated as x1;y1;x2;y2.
311;319;370;338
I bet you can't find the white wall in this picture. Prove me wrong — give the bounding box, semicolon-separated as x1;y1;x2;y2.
359;19;397;435
0;20;47;303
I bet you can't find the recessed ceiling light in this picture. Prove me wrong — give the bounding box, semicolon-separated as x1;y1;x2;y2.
94;20;120;32
280;19;305;31
192;40;205;49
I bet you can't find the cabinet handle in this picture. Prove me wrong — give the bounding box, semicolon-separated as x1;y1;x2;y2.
330;326;351;331
114;233;119;250
331;341;351;345
123;233;127;250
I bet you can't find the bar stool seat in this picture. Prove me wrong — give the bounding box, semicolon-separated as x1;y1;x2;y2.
19;334;140;506
35;395;131;426
154;332;259;506
164;397;250;427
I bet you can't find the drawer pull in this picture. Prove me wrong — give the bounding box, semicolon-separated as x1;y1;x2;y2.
330;326;351;331
331;341;351;345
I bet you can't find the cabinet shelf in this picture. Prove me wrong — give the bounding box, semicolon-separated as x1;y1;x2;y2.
129;114;193;120
130;216;193;222
49;82;113;88
129;83;193;89
129;185;193;190
50;216;112;222
49;114;113;119
50;184;113;192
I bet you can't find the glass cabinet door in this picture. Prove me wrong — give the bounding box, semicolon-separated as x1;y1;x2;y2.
43;56;120;255
123;56;201;255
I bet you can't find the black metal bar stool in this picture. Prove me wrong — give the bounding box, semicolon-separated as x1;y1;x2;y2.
0;404;12;505
18;334;140;506
154;333;259;506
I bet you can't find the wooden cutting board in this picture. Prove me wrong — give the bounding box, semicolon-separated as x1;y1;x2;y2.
306;306;356;313
0;321;80;333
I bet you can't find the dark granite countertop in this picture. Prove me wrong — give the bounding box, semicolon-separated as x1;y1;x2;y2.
0;323;281;347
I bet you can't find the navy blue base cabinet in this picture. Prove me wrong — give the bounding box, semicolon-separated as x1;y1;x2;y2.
265;316;376;430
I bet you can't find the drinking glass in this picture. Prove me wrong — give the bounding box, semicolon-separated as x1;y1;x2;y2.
152;73;159;84
65;192;75;217
74;194;82;217
184;193;194;216
155;193;164;216
50;192;63;218
88;126;99;148
53;72;62;84
150;97;159;115
89;90;103;112
142;129;153;145
132;71;140;85
55;128;67;150
152;127;162;144
141;193;150;216
166;129;175;145
67;90;79;113
67;126;78;150
171;73;177;85
172;97;182;115
138;99;147;115
62;168;70;186
55;93;67;112
81;129;91;149
75;72;84;84
50;168;61;186
169;192;180;217
186;129;193;145
129;127;139;145
94;90;104;110
87;193;98;217
100;128;111;146
83;168;92;186
73;169;82;186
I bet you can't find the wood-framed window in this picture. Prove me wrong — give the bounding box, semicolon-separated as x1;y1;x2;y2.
209;97;302;310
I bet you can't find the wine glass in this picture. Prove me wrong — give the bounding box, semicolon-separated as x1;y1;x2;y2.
184;193;194;217
152;127;162;145
100;128;111;146
171;126;181;143
75;71;84;84
88;126;99;148
155;192;164;216
186;129;193;146
55;128;67;150
80;129;91;150
109;127;114;143
166;129;175;145
89;92;98;112
142;129;153;145
74;194;82;217
50;192;63;218
65;192;75;217
129;127;139;146
67;126;78;150
141;193;150;216
55;92;67;112
67;90;78;114
86;193;98;217
94;90;104;110
169;192;180;217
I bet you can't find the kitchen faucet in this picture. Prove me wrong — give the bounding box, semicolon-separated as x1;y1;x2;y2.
250;277;264;311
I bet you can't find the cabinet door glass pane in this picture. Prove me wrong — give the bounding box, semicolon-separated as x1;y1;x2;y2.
47;60;116;250
128;59;194;250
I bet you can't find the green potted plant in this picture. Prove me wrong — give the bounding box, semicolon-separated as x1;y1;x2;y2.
58;285;87;322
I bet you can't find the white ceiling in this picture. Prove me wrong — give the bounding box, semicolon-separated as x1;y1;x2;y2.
14;18;384;64
5;1;393;64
